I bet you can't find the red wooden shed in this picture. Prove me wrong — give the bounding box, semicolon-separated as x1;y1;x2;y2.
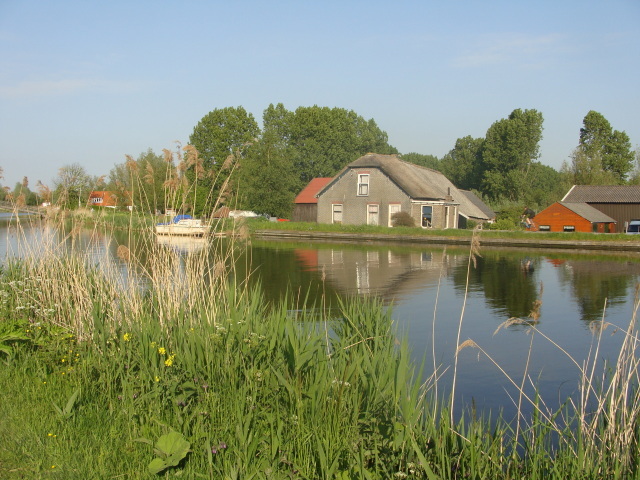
533;202;616;233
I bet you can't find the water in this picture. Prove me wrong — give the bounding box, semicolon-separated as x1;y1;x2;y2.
2;214;639;421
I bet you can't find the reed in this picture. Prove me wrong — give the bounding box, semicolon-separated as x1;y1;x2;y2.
0;152;639;478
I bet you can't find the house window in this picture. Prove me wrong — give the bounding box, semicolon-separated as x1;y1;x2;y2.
357;174;369;196
422;206;432;228
367;204;379;226
563;225;575;232
332;204;343;224
539;225;550;231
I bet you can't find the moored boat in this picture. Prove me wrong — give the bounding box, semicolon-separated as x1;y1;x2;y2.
155;215;208;236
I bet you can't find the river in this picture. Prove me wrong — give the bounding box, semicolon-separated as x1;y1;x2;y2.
2;213;639;421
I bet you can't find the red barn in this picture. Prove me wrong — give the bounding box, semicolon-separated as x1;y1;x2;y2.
292;178;333;222
534;202;616;233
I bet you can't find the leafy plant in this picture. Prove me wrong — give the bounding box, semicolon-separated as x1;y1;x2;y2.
52;388;81;419
0;322;28;360
391;211;415;227
139;431;191;475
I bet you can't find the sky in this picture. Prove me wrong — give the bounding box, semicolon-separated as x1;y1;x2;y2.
0;0;639;189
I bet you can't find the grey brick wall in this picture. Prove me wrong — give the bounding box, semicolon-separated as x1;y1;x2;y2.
318;169;411;226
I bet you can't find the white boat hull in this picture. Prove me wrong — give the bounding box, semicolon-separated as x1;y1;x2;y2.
155;217;208;236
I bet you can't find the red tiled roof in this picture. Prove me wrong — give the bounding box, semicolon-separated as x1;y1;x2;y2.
294;178;333;204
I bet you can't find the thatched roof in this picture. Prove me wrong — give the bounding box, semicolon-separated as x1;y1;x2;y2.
319;153;493;221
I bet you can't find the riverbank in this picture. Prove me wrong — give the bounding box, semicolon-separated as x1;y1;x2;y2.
254;228;640;252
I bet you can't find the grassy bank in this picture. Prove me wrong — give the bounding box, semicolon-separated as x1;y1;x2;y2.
246;217;640;244
1;216;639;478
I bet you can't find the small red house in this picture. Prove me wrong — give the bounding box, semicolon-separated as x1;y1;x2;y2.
88;191;129;208
292;178;333;222
533;202;616;233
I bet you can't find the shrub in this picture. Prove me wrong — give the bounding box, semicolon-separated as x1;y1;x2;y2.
391;211;415;228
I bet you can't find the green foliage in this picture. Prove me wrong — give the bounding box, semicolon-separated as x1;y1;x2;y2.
401;152;441;170
270;103;398;188
579;110;634;182
440;136;485;190
108;148;176;214
391;210;416;227
0;319;29;359
188;106;260;214
482;109;544;201
141;431;191;475
52;163;95;209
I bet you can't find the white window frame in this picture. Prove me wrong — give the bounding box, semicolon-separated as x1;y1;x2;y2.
357;174;369;196
388;203;401;227
332;204;343;224
367;203;379;225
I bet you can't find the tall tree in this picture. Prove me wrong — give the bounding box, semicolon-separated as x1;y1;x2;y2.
286;105;397;187
560;147;618;187
578;110;634;183
53;163;94;209
440;136;485;190
188;107;259;214
481;109;544;201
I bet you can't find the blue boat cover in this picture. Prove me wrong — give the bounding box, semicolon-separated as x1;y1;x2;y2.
171;214;193;223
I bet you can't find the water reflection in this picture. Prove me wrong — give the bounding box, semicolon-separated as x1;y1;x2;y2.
552;258;640;321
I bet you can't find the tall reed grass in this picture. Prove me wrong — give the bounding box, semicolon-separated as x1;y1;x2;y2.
0;146;638;478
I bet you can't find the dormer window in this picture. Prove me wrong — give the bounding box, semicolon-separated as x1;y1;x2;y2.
357;174;369;196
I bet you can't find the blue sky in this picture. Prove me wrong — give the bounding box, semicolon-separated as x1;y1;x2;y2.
0;0;638;188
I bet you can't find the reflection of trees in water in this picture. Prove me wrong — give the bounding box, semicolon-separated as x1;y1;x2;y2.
553;260;640;322
453;253;540;319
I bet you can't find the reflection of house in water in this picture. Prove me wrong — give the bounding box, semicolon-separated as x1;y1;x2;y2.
295;247;466;297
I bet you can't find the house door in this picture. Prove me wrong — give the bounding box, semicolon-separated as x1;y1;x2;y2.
367;204;379;226
388;204;401;226
422;205;432;227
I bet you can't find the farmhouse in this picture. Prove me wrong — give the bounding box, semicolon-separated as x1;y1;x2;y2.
562;185;640;233
533;202;616;233
315;153;493;228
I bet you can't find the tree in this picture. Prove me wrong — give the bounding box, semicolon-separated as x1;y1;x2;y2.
53;163;94;209
440;136;485;190
578;110;634;183
289;105;397;186
234;105;299;218
401;153;441;170
237;131;298;218
188;107;260;214
481;109;544;201
560;147;618;187
109;148;176;213
522;161;563;207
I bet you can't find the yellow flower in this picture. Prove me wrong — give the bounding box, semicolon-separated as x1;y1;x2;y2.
123;333;131;342
164;354;176;367
158;347;166;355
154;376;160;382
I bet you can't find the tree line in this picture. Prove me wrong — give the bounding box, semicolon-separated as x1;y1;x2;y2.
2;106;637;219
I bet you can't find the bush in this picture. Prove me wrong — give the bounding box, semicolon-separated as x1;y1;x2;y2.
391;211;415;228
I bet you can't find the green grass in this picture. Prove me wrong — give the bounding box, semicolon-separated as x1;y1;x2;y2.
0;214;639;478
246;217;640;243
